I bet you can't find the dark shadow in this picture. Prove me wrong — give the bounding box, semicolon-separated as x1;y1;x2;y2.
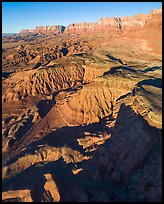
61;47;68;56
110;102;161;167
2;72;14;79
137;78;162;88
72;52;87;57
2;156;115;202
52;85;84;98
2;103;162;202
30;174;47;202
116;92;132;102
61;26;65;33
7;116;111;166
32;62;42;69
14;116;34;140
142;66;161;73
36;99;55;118
103;65;138;76
2;197;21;202
105;55;123;64
4;109;113;166
3;119;35;163
4;116;14;124
2;99;56;159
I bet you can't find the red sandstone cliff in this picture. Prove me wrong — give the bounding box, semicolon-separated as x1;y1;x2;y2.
65;7;162;34
20;25;65;34
19;7;161;35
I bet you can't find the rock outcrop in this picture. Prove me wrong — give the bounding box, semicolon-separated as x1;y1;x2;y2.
65;7;161;34
20;25;65;34
19;7;161;35
20;29;35;34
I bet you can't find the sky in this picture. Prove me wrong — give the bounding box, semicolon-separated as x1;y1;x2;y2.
2;2;162;33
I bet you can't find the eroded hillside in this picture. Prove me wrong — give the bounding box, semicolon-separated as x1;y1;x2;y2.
2;7;162;202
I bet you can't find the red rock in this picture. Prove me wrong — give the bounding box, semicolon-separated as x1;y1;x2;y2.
20;25;65;35
19;7;161;35
65;7;162;34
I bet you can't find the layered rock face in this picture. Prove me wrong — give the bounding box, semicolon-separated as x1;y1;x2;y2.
20;29;35;34
19;7;161;35
20;25;65;34
64;22;99;34
35;25;65;34
65;7;162;34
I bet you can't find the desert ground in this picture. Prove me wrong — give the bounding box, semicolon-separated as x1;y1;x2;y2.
2;7;162;202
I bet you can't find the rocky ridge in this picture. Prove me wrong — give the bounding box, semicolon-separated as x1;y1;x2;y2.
20;25;65;34
19;7;162;35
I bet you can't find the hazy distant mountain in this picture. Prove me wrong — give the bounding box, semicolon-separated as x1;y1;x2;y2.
2;33;17;37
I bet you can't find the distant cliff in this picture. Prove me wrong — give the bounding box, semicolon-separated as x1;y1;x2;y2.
19;7;162;35
20;25;65;34
65;7;162;34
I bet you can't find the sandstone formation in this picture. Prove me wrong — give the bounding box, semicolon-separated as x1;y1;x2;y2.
2;6;162;202
20;25;65;34
19;7;162;35
65;7;162;34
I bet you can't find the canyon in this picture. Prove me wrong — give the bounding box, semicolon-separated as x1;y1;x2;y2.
2;7;162;202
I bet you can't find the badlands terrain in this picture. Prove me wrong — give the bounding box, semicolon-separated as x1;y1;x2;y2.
2;7;162;202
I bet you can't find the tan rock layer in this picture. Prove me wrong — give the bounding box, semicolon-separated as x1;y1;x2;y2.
19;7;162;35
20;25;65;34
